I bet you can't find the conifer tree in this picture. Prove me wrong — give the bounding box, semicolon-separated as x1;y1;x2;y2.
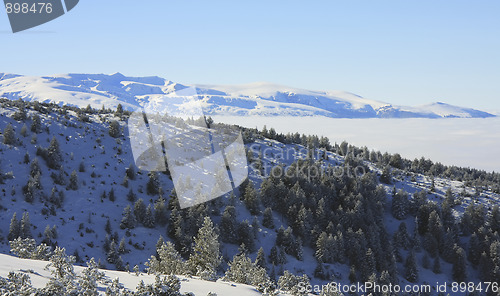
46;136;62;169
237;220;255;253
154;197;168;226
391;189;409;220
108;120;121;138
243;181;259;215
143;204;156;228
67;170;79;190
146;241;184;275
147;172;160;195
30;114;42;133
452;245;467;282
20;212;32;239
188;217;221;279
220;205;237;243
404;249;418;283
8;212;20;241
119;205;136;229
255;247;267;270
127;188;136;202
262;207;275;229
3;123;15;145
134;199;146;224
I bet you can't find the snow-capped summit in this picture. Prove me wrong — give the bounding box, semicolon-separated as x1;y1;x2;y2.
0;72;495;118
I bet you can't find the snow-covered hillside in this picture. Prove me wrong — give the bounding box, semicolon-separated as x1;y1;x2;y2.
1;98;500;295
0;253;270;295
0;73;494;119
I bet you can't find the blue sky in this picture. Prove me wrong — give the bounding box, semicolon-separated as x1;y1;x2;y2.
1;0;499;111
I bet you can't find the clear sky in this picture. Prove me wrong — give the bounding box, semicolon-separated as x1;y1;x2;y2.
1;0;499;111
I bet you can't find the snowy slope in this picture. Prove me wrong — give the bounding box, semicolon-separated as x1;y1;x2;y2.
0;253;271;296
1;101;500;295
0;73;494;119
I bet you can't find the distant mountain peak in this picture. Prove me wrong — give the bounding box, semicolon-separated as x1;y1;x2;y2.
0;72;495;119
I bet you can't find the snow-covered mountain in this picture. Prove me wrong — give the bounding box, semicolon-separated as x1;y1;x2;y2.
0;73;495;119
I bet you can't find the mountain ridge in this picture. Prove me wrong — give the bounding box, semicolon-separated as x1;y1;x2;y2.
0;72;495;119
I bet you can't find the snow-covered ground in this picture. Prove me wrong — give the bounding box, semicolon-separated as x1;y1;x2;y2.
214;116;500;172
0;253;269;295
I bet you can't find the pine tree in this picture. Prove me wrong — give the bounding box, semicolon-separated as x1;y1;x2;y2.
269;245;279;266
143;205;156;228
3;123;15;145
108;120;121;138
134;199;146;224
223;252;272;292
105;219;112;234
237;220;255;253
78;258;104;296
120;205;136;229
44;247;76;294
127;188;136;202
404;249;419;283
380;165;392;184
29;158;41;177
8;212;20;241
20;212;32;239
108;187;115;202
67;170;79;190
126;163;136;180
154;197;168;226
188;217;221;279
391;189;409;220
278;271;309;296
116;104;123;115
262;207;275;229
30;114;42;133
107;240;118;264
452;245;467;282
256;247;267;269
243;181;259;215
147;172;160;195
146;241;184;275
46;137;62;169
220;205;237;243
489;205;500;234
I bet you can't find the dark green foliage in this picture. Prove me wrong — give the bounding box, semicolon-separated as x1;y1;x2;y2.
67;170;78;190
220;205;237;243
46;137;62;169
120;205;136;229
8;213;20;241
126;188;136;202
143;205;156;228
3;123;15;145
452;245;467;282
237;220;255;253
147;172;160;195
108;187;115;202
154;197;168;226
380;165;392;184
108;120;121;138
262;207;275;229
134;199;146;224
391;189;409;220
404;249;418;283
243;181;259;215
30;114;42;133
